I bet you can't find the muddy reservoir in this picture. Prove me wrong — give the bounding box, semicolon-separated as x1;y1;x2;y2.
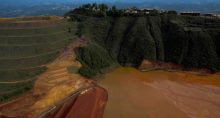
99;67;220;118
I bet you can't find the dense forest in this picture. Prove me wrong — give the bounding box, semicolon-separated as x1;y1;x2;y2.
66;4;220;77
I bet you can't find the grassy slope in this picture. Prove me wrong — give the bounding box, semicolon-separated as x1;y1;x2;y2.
73;14;220;77
0;18;77;102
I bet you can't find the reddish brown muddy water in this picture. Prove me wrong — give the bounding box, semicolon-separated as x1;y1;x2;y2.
99;67;220;118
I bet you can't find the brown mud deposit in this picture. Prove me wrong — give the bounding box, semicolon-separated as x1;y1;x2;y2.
99;67;220;118
0;41;95;117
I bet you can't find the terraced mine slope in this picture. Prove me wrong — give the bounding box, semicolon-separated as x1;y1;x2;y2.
0;40;108;118
0;16;75;102
0;16;108;118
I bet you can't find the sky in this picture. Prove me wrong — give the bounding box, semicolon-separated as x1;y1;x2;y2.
2;0;220;6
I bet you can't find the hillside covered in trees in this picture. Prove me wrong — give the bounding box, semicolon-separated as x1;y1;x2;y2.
66;4;220;77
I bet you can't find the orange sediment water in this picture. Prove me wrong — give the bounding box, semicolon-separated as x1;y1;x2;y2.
101;67;220;87
142;70;220;87
99;67;220;118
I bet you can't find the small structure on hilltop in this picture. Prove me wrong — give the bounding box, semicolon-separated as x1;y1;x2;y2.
180;12;220;19
180;12;201;16
65;16;71;20
141;8;157;15
213;14;220;19
202;13;215;18
125;8;138;14
125;8;159;15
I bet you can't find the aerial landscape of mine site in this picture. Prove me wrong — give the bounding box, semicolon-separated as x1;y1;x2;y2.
0;0;220;118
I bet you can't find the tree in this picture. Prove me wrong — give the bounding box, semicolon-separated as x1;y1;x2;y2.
168;10;178;15
150;9;159;16
68;27;71;33
108;5;122;17
98;4;108;12
82;4;92;9
92;3;98;10
112;5;117;12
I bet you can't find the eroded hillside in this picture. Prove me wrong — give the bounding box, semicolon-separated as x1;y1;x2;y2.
69;14;220;77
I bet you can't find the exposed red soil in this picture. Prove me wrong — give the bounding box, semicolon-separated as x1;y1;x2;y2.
65;87;107;118
0;86;107;118
41;86;108;118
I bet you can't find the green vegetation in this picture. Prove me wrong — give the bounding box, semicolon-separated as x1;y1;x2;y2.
75;44;114;77
0;81;34;102
0;41;66;58
0;32;71;45
0;23;68;36
118;17;157;67
0;17;77;102
0;67;46;82
0;52;59;70
65;3;161;18
67;66;79;74
0;67;45;102
163;16;220;71
67;4;220;77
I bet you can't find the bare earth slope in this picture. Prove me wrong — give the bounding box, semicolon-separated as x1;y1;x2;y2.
0;41;105;118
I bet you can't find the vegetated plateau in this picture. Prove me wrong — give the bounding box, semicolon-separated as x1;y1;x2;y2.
65;4;220;78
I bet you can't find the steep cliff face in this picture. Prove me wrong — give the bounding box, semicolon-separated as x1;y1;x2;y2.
207;29;220;57
163;17;220;71
73;15;220;77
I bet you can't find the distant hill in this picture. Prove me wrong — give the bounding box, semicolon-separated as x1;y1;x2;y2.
0;0;76;6
0;0;219;17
